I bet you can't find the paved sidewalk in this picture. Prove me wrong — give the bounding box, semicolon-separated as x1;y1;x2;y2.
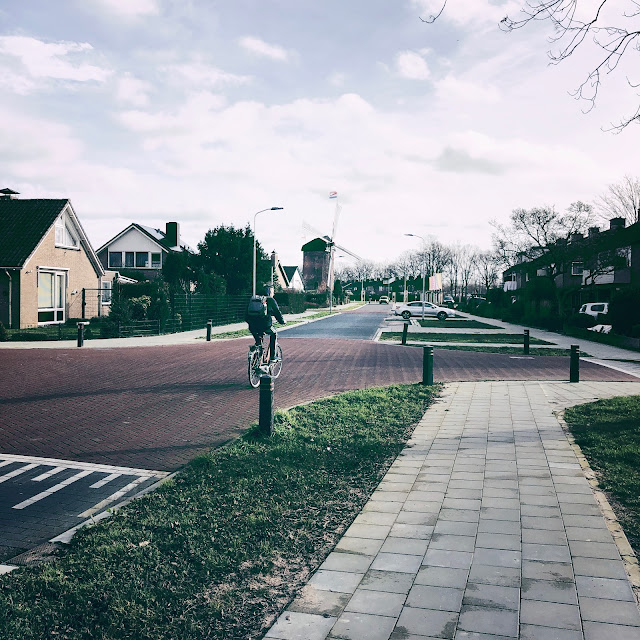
266;381;640;640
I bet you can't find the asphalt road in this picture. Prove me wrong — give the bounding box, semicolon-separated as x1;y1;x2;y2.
0;306;636;563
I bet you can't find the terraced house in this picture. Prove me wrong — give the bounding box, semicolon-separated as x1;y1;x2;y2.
0;189;105;329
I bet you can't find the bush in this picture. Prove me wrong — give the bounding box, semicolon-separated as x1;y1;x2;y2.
566;313;597;329
274;291;305;314
305;293;329;307
610;287;640;336
632;324;640;339
0;321;8;342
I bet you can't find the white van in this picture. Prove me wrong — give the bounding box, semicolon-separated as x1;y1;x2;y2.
579;302;609;318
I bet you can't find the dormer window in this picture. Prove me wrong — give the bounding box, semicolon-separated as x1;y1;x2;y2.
55;210;79;249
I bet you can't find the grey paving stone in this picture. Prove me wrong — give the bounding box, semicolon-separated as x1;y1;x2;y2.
363;501;404;514
477;519;521;535
521;577;578;604
522;543;571;563
344;589;407;617
402;501;443;514
330;611;397;640
443;498;482;511
457;605;518;638
562;515;608;529
520;600;582;631
371;553;423;574
353;511;398;527
446;489;483;500
345;524;392;540
395;606;458;639
473;547;521;569
467;563;521;588
265;611;337;640
479;507;520;522
389;523;434;540
564;527;614;543
522;560;574;582
463;583;520;610
519;485;556;496
396;511;439;526
377;482;414;492
406;584;464;612
321;553;374;573
482;487;518;499
309;570;364;594
521;516;565;531
434;520;479;536
380;537;430;556
336;537;385;557
568;540;621;560
289;585;352;617
423;548;474;570
578;597;640;626
519;494;559;506
415;565;470;589
558;503;602;516
575;575;636;601
583;621;640;640
572;557;629;580
481;497;520;510
439;509;481;523
429;534;477;552
556;492;596;504
519;624;583;640
373;491;410;503
360;570;415;594
455;632;516;640
475;533;520;551
521;505;562;518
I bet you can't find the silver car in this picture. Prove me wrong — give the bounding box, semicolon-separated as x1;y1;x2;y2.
394;301;455;321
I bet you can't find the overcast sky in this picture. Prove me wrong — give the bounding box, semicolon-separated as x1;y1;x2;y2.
1;0;638;269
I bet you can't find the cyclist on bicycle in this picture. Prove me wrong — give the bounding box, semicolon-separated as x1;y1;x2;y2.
245;284;285;363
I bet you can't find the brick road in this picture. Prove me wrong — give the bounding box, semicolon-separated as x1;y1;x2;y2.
0;338;634;471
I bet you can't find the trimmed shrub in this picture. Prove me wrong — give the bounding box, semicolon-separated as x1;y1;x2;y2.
610;287;640;336
567;313;597;329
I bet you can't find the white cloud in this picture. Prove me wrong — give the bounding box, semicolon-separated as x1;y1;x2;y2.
238;36;290;62
116;73;152;106
435;75;500;103
0;36;112;86
395;51;430;80
94;0;160;18
161;59;252;88
409;0;521;27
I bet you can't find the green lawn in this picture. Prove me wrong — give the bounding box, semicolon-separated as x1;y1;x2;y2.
416;319;501;329
0;384;437;640
380;332;551;344
564;396;640;556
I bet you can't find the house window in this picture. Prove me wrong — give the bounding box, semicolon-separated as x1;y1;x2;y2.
136;252;149;268
102;281;112;304
109;252;122;268
151;253;161;268
38;270;66;324
125;252;134;268
54;211;79;249
571;262;584;276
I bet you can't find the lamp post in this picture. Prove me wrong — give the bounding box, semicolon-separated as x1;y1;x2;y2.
405;233;426;320
253;207;283;296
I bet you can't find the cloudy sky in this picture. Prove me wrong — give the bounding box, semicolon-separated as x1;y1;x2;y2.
1;0;638;268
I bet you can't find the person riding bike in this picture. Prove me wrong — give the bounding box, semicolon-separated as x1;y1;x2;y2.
245;284;285;363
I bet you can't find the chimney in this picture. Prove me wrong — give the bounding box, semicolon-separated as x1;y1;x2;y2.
610;217;626;231
165;222;180;248
0;188;19;200
588;226;600;237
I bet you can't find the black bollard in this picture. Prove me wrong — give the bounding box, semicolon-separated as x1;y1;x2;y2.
402;322;408;345
570;345;580;383
206;319;212;342
259;375;275;436
77;322;84;348
423;346;434;386
524;329;530;355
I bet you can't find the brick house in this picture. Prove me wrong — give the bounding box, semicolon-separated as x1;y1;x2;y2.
0;190;104;328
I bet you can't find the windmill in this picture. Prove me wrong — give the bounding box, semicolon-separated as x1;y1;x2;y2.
302;193;362;311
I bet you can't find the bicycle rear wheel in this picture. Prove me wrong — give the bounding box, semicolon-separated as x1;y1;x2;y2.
248;350;261;388
270;344;283;378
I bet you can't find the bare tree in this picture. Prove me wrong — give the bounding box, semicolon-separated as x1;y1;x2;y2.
476;250;500;294
422;0;640;131
597;175;640;224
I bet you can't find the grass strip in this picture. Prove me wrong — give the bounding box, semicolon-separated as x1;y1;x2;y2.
564;396;640;556
416;319;501;329
379;332;551;344
0;384;436;640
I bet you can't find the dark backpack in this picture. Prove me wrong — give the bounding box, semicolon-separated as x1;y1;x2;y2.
247;295;268;318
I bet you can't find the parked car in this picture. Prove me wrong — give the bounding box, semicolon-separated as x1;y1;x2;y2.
442;294;455;308
394;301;455;321
579;302;609;318
379;295;390;304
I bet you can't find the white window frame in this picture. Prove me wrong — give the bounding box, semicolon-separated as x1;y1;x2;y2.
37;268;67;325
54;211;80;250
102;281;112;305
571;261;584;276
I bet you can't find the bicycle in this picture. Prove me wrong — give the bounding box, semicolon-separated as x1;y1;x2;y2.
248;333;283;388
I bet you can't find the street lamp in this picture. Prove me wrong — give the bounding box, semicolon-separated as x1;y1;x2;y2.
405;233;426;320
253;207;283;296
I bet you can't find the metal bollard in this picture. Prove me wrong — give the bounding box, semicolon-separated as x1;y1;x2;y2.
77;322;85;348
206;319;212;342
524;329;530;355
423;346;434;386
402;322;408;345
259;375;275;436
570;345;580;383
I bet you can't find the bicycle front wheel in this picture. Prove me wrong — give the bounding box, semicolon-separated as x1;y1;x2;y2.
248;350;261;388
270;344;283;379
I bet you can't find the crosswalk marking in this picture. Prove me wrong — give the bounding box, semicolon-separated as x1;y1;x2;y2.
13;470;93;510
90;473;121;488
79;476;148;518
32;466;66;482
0;463;38;484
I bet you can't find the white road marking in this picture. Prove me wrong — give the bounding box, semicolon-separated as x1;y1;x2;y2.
32;466;66;482
0;460;14;470
78;476;148;518
0;463;38;484
90;473;121;488
12;470;93;510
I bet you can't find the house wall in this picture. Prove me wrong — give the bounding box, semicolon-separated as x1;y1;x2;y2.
19;226;100;327
288;270;304;292
99;229;165;276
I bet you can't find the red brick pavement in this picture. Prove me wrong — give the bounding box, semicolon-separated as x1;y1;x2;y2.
0;338;634;471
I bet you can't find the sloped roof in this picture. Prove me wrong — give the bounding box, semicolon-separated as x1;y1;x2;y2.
96;223;194;254
283;265;301;280
0;198;68;267
301;237;329;252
